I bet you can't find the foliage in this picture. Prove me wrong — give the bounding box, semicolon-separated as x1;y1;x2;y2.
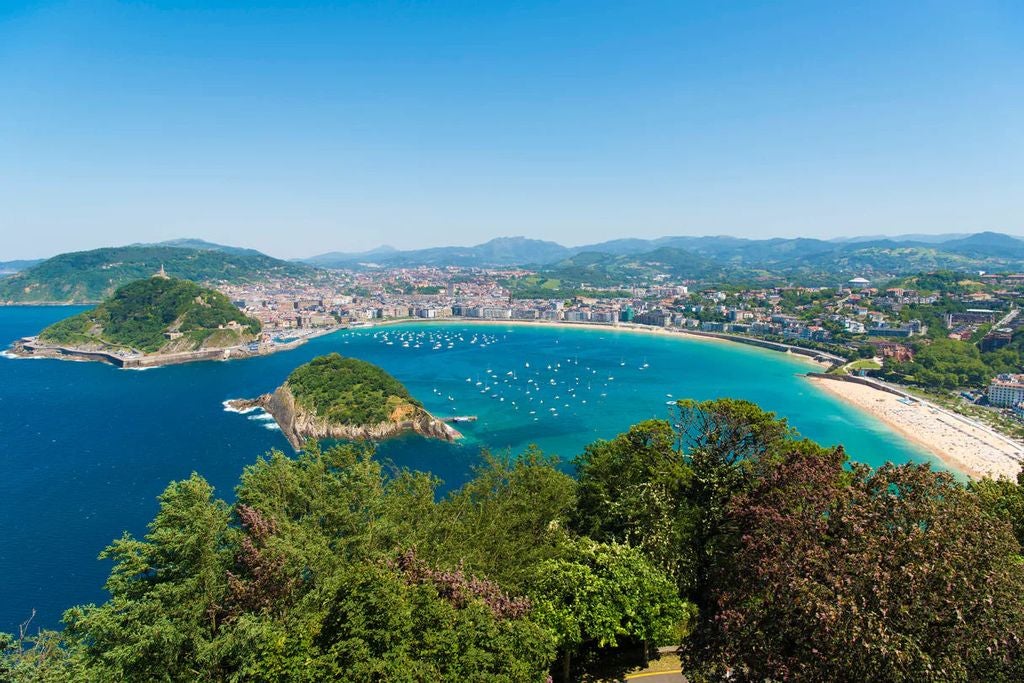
38;276;260;353
0;245;317;303
4;444;561;681
6;399;1024;680
972;469;1024;547
684;447;1024;682
530;539;693;677
413;448;578;593
883;337;994;389
286;353;423;426
572;420;694;589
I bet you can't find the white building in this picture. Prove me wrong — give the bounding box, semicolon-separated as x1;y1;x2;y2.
988;374;1024;408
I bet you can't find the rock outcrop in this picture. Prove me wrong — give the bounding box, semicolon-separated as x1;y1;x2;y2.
228;383;461;450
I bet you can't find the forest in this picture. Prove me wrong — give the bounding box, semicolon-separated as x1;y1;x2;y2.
286;353;422;426
3;398;1024;682
0;245;317;304
38;277;261;354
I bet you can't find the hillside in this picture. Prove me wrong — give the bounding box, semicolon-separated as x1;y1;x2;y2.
306;236;572;268
303;232;1024;277
230;353;459;448
0;244;318;303
0;259;42;275
36;276;261;354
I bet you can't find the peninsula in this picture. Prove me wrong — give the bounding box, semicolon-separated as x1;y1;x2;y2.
228;353;461;449
9;272;267;367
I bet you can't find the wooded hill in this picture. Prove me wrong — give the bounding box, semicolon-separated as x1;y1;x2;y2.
287;353;422;426
38;276;261;354
0;244;318;303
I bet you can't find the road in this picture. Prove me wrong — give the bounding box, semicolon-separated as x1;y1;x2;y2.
624;671;686;682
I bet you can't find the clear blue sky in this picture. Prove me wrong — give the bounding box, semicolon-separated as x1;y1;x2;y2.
1;1;1021;259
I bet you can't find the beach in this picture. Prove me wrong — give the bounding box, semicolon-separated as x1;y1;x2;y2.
809;376;1024;479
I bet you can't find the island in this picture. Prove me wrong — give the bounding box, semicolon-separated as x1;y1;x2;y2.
227;353;462;449
8;271;269;367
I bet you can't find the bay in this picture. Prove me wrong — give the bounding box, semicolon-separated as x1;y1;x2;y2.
0;308;939;632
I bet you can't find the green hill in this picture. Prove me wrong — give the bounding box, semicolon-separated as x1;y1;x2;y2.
0;245;318;303
38;276;261;354
287;353;423;426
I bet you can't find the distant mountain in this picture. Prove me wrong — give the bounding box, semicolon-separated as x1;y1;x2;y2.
0;245;320;304
305;237;571;268
305;244;400;266
303;232;1024;272
936;232;1024;259
138;238;267;257
0;259;43;275
831;233;973;244
536;233;1024;285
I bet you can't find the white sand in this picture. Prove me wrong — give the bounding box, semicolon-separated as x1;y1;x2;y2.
809;377;1024;479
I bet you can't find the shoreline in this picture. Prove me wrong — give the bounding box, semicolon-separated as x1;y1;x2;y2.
14;312;1010;477
5;325;343;369
808;375;1024;479
360;317;1024;477
357;317;837;368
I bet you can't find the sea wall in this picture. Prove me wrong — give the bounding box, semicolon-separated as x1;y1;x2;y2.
683;330;846;367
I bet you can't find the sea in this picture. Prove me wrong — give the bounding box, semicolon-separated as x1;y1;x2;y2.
0;307;940;632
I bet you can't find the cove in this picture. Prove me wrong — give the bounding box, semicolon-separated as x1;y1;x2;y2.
0;310;939;632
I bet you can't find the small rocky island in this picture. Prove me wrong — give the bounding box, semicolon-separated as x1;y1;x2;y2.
228;353;462;449
9;271;264;367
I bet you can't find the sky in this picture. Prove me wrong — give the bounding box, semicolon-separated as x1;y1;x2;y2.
1;1;1022;260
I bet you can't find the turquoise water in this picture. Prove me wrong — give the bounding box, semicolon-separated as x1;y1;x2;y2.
0;309;939;631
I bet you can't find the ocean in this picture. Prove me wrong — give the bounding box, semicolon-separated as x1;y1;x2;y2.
0;307;939;632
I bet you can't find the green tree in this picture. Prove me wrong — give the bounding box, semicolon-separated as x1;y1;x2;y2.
530;539;692;682
572;420;694;589
63;473;232;680
419;448;577;592
972;469;1024;547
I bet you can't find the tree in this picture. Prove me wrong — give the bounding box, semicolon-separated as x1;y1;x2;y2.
672;398;802;612
529;539;693;682
416;448;577;593
685;446;1024;682
972;469;1024;547
572;420;694;589
62;473;232;680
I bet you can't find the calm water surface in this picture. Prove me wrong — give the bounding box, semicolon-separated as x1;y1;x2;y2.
0;308;939;631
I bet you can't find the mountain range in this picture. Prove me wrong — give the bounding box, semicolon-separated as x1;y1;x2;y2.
304;232;1024;277
5;232;1024;304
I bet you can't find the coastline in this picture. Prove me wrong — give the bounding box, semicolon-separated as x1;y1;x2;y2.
5;324;345;369
359;317;837;368
808;375;1024;480
362;317;1024;477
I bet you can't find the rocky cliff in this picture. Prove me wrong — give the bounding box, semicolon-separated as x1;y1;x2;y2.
228;382;461;450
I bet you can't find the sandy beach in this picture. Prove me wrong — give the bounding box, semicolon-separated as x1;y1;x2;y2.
809;377;1024;479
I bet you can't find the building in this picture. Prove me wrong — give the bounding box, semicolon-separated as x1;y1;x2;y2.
981;328;1014;352
945;309;997;328
988;374;1024;408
